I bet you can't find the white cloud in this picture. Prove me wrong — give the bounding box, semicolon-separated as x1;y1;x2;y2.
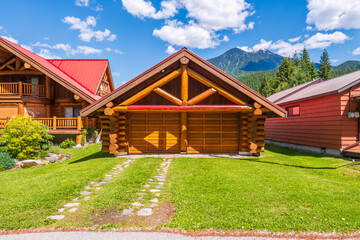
95;4;104;11
43;37;50;41
153;20;223;49
122;0;179;19
104;47;124;54
303;31;350;49
75;0;89;7
62;16;116;42
238;31;349;56
1;36;18;44
306;26;313;31
38;49;61;59
306;0;360;31
288;36;301;43
331;59;339;63
0;26;3;30
352;47;360;55
165;46;177;54
122;0;254;49
33;42;102;56
112;72;121;77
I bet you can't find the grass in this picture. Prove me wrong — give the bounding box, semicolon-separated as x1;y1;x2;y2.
0;144;121;231
61;157;162;228
164;144;360;233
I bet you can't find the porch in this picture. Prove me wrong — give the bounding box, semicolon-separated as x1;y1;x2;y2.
0;116;97;131
0;81;47;98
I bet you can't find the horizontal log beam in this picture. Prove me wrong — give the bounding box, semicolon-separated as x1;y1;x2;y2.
153;87;182;105
188;69;246;105
113;105;253;112
0;70;42;75
120;68;181;106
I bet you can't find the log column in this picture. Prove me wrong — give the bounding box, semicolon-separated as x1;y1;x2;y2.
180;57;189;153
115;112;127;154
239;112;250;152
109;115;119;154
100;115;110;152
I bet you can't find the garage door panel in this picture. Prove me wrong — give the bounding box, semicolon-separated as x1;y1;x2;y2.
188;112;239;153
128;112;180;153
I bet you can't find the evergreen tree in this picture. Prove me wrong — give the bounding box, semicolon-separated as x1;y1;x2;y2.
318;49;332;80
300;48;318;81
274;57;295;87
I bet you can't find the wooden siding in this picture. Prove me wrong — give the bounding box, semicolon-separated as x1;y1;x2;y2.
265;93;344;150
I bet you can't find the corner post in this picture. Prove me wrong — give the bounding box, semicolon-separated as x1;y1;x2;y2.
180;57;189;154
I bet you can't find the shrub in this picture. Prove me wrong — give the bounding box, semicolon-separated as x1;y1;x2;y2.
87;128;99;143
0;151;15;170
49;145;61;154
60;139;76;149
81;129;88;145
0;116;53;160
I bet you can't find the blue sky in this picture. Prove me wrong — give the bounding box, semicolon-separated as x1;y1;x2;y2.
1;0;360;87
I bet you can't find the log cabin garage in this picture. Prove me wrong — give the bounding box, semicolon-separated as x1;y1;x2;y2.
81;48;286;155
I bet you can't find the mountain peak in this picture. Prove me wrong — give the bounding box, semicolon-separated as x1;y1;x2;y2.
208;48;283;77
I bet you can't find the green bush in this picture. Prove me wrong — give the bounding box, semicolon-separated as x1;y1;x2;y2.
0;151;15;170
60;139;76;149
49;145;61;154
81;129;88;145
0;116;53;160
87;128;99;143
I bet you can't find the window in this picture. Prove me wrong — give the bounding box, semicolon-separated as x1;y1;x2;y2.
64;107;82;118
286;105;300;117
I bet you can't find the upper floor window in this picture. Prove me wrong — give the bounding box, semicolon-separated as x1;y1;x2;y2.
286;105;300;117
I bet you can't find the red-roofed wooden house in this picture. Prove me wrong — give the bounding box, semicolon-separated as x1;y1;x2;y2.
0;37;114;143
265;70;360;157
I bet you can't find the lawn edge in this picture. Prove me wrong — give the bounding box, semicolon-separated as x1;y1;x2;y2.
1;228;360;239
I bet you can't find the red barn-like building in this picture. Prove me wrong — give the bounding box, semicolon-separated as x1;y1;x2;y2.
265;70;360;157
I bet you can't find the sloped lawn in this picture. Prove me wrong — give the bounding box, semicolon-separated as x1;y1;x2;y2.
0;144;121;230
165;145;360;233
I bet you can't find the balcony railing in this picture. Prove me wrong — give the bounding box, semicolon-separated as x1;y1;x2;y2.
0;82;46;97
0;117;97;130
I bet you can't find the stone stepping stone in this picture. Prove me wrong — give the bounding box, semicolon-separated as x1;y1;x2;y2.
141;189;146;192
158;179;165;182
131;202;144;207
99;182;107;185
150;198;158;203
90;181;96;185
83;196;90;201
149;178;153;181
155;193;161;196
73;198;78;201
159;182;164;185
155;185;163;189
137;197;143;200
96;187;101;190
58;208;65;213
104;177;112;180
48;215;65;220
122;208;134;216
138;192;147;195
144;185;150;188
106;175;112;177
150;203;158;208
80;191;92;195
137;208;153;216
68;208;77;212
150;189;160;193
64;203;80;207
85;186;91;190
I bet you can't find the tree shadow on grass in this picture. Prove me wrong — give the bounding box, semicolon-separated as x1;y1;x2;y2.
231;157;360;170
69;151;113;164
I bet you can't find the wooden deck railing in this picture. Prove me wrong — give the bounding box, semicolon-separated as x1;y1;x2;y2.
0;82;46;97
0;117;97;130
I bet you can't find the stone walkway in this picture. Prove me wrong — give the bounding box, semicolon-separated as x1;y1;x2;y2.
121;158;172;217
47;159;135;220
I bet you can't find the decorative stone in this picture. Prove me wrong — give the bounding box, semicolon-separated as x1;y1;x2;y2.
150;198;158;203
58;208;65;213
80;191;92;195
131;202;144;207
64;203;80;207
150;189;160;193
48;215;65;220
75;144;82;149
122;208;134;216
137;208;153;216
68;208;77;212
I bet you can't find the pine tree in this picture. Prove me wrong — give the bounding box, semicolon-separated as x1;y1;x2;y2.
318;49;332;80
299;48;318;82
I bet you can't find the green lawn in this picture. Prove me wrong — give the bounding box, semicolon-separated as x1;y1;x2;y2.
0;144;122;230
164;145;360;233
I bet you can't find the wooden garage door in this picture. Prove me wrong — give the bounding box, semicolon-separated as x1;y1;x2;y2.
188;112;239;153
128;112;180;153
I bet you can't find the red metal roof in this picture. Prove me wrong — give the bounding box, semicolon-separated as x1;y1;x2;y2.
0;37;106;101
48;59;108;95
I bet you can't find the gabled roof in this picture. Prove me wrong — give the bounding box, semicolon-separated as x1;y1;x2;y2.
48;59;113;95
269;70;360;105
81;48;286;117
0;37;111;102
